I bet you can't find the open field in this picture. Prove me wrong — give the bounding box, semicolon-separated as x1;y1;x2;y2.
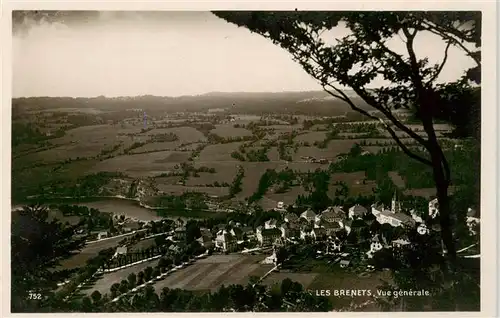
292;141;361;160
184;173;220;186
330;171;366;183
328;171;376;196
58;235;127;270
197;142;245;162
157;184;230;197
84;258;161;296
388;171;406;188
236;162;292;199
89;151;191;177
155;176;183;185
25;142;116;164
267;147;280;161
337;132;370;138
210;124;253;138
12;159;101;200
267;124;303;132
151;254;273;293
310;124;329;131
192;163;239;184
363;146;386;154
294;131;327;143
128;238;156;252
144;127;207;143
405;123;453;131
129;141;181;153
263;186;309;208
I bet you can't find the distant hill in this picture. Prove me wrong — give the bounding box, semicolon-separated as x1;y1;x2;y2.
12;90;374;116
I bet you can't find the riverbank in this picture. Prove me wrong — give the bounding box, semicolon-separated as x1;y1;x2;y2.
13;196;228;222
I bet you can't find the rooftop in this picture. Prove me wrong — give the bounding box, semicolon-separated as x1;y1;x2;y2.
349;204;368;215
377;209;416;225
321;206;345;219
301;209;317;218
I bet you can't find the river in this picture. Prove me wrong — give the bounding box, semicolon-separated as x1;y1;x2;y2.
13;197;225;222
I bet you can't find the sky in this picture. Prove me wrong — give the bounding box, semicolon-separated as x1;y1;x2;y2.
12;11;477;98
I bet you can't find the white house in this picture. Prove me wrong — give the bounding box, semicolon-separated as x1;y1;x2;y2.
411;198;440;224
348;204;368;219
113;246;127;258
326;238;342;254
466;208;480;235
319;206;345;223
392;238;411;248
417;223;429;235
275;201;286;211
370;234;384;251
264;219;278;229
215;230;238;252
428;198;439;219
340;260;350;268
299;226;313;240
97;231;109;240
366;234;387;259
256;226;282;246
371;194;416;228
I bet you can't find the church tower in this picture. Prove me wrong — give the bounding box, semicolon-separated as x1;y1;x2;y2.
391;190;401;213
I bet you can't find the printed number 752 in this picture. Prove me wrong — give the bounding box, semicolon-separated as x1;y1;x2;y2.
28;293;42;300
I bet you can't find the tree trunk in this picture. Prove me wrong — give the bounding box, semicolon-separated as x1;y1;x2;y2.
419;91;456;262
429;143;456;261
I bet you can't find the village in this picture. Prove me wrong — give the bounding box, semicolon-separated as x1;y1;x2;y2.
49;190;479;310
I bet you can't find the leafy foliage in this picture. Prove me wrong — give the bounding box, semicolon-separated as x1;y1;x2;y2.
213;10;481;310
11;205;87;312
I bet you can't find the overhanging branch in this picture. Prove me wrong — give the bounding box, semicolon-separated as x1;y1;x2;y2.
422;21;481;67
322;84;433;167
428;41;452;84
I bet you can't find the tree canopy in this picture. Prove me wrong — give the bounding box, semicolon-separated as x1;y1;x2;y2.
213;11;481;310
213;11;481;260
11;204;87;312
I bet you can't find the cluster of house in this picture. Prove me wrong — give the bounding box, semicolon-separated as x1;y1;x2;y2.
300;156;329;164
198;222;256;253
96;217;144;240
206;192;480;260
105;194;481;264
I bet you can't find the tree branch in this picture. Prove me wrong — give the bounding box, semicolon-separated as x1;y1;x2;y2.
437;146;451;185
322;84;433;167
403;26;451;185
422;21;481;67
428;41;452;84
350;86;430;146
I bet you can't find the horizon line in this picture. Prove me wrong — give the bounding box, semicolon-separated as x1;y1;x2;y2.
11;89;366;99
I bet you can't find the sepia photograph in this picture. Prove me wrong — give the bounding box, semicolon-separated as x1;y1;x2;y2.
7;6;494;314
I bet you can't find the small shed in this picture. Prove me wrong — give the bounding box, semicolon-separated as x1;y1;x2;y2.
340;260;351;268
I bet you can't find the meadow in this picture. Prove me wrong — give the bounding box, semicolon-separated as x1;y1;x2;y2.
150;254;273;293
12;107;455;214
